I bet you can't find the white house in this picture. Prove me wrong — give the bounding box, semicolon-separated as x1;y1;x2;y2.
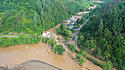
42;31;50;38
77;11;90;15
66;20;71;23
89;5;97;10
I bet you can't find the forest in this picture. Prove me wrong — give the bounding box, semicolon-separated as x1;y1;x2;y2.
0;0;93;35
78;1;125;70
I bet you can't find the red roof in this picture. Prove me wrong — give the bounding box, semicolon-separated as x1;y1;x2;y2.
42;31;49;34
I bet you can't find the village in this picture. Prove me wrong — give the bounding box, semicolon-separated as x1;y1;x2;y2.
41;11;90;38
41;4;99;39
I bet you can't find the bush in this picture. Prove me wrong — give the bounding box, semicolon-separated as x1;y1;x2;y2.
86;56;103;68
68;44;76;53
79;49;87;57
76;54;86;65
42;37;49;43
52;44;65;55
103;61;113;70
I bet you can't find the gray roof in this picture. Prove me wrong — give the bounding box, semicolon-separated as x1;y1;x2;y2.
12;60;62;70
0;66;8;70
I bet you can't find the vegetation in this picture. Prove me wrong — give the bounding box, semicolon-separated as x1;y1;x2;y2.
42;37;65;55
79;49;87;57
53;44;66;55
103;61;113;70
0;35;41;47
67;44;76;53
76;54;86;65
78;1;125;70
86;56;104;68
0;0;93;35
56;24;72;40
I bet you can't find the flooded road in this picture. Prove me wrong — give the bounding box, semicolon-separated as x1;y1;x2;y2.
0;43;83;70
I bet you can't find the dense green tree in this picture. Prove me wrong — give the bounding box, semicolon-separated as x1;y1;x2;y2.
98;19;104;35
0;0;93;34
53;45;66;55
78;1;125;69
97;48;101;57
85;39;96;50
103;61;113;70
56;24;72;40
79;49;87;57
78;33;85;48
104;28;112;40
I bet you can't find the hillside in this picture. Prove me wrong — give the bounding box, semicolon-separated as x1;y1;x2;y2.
78;1;125;70
0;0;93;35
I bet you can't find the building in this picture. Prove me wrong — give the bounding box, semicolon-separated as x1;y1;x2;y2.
42;31;50;38
72;16;82;19
89;5;97;10
77;11;90;15
66;20;71;23
93;0;104;3
12;60;62;70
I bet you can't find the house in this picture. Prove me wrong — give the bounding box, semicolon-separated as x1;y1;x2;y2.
66;20;71;23
89;5;96;10
93;0;104;3
77;11;90;15
42;31;50;38
72;16;82;19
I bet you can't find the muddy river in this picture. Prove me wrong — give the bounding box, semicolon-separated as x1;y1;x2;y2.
0;42;102;70
0;43;84;70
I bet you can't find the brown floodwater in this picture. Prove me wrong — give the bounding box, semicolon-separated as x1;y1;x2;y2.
0;43;102;70
0;43;84;70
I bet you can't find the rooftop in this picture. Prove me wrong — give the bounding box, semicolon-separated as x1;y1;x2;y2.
12;60;62;70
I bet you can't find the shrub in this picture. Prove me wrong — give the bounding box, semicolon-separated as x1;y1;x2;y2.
68;44;76;53
76;54;86;65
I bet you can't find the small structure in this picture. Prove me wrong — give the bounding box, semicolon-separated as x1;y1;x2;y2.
89;5;97;10
72;16;82;19
66;20;71;23
93;0;104;3
42;31;50;38
56;35;64;42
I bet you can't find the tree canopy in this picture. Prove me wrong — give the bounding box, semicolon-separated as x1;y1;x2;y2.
78;1;125;70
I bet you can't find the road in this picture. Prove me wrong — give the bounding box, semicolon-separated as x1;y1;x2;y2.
0;36;18;38
74;18;89;48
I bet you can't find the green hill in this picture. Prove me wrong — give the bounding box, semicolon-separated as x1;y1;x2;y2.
0;0;93;35
78;1;125;70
